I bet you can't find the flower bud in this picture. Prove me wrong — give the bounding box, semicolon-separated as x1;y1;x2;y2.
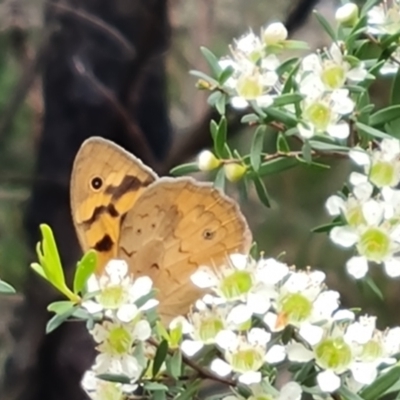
262;22;288;45
197;150;221;171
335;3;359;27
224;163;247;182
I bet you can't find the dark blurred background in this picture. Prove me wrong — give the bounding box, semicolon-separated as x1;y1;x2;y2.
0;0;397;399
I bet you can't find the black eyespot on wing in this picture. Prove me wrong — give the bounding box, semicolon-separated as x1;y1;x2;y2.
91;177;103;190
94;234;113;252
203;229;215;240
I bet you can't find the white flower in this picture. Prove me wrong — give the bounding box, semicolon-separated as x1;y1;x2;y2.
297;89;353;139
179;301;234;357
350;139;400;189
91;319;150;377
368;2;400;35
262;22;288;45
191;254;273;317
335;3;359;26
288;323;354;393
223;381;302;400
211;328;285;383
81;370;137;400
298;43;367;94
264;269;339;332
197;150;220;171
344;316;400;385
82;260;158;322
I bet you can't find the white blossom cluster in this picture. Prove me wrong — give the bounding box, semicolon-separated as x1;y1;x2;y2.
327;138;400;279
80;260;159;400
295;42;367;140
78;256;400;399
170;254;400;395
217;22;287;110
367;0;400;74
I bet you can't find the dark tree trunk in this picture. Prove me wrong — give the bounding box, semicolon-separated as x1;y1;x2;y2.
1;1;171;399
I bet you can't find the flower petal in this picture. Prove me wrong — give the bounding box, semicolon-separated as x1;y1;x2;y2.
346;256;369;279
317;370;341;393
210;358;232;376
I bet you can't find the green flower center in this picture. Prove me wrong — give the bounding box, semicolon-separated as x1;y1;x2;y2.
220;270;253;299
99;285;127;309
229;347;264;373
315;338;352;372
99;381;124;400
236;73;263;99
361;339;383;361
198;316;224;343
305;102;331;131
357;228;390;263
108;326;132;355
280;293;313;324
346;204;366;227
321;63;346;90
370;161;397;188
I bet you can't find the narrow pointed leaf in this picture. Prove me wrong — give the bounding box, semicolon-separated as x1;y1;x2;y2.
250;125;266;172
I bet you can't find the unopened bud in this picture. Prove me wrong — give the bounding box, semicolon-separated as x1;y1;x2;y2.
197;150;221;171
224;163;247;182
262;22;288;46
335;3;359;27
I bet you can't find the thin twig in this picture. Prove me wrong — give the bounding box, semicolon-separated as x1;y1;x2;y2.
49;2;135;58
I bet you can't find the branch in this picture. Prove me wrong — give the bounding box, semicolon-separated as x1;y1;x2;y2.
48;2;135;58
72;57;160;170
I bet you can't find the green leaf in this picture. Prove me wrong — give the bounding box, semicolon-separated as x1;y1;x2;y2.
309;139;349;152
174;380;201;400
253;175;270;208
301;141;312;164
210;119;218;141
272;93;303;107
313;10;337;41
96;373;131;384
241;113;260;124
144;382;169;391
215;92;226;115
189;70;219;87
258;157;298;176
214;167;225;190
207;91;223;108
312;220;345;233
360;366;400;400
170;163;199;176
265;107;297;126
34;224;79;302
73;250;97;295
337;386;364;400
219;65;234;84
166;350;182;379
214;116;227;158
363;275;384;301
47;301;75;315
356;122;392;139
250;125;266;172
282;40;309;50
369;105;400;127
200;47;222;78
152;340;169;378
276;57;300;76
46;306;76;334
391;67;400;106
277;133;290;153
151;391;167;400
0;280;15;294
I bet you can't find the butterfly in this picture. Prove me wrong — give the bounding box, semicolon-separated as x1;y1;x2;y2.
70;137;252;322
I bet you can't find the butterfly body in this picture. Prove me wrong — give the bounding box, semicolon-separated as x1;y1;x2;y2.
71;137;252;321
